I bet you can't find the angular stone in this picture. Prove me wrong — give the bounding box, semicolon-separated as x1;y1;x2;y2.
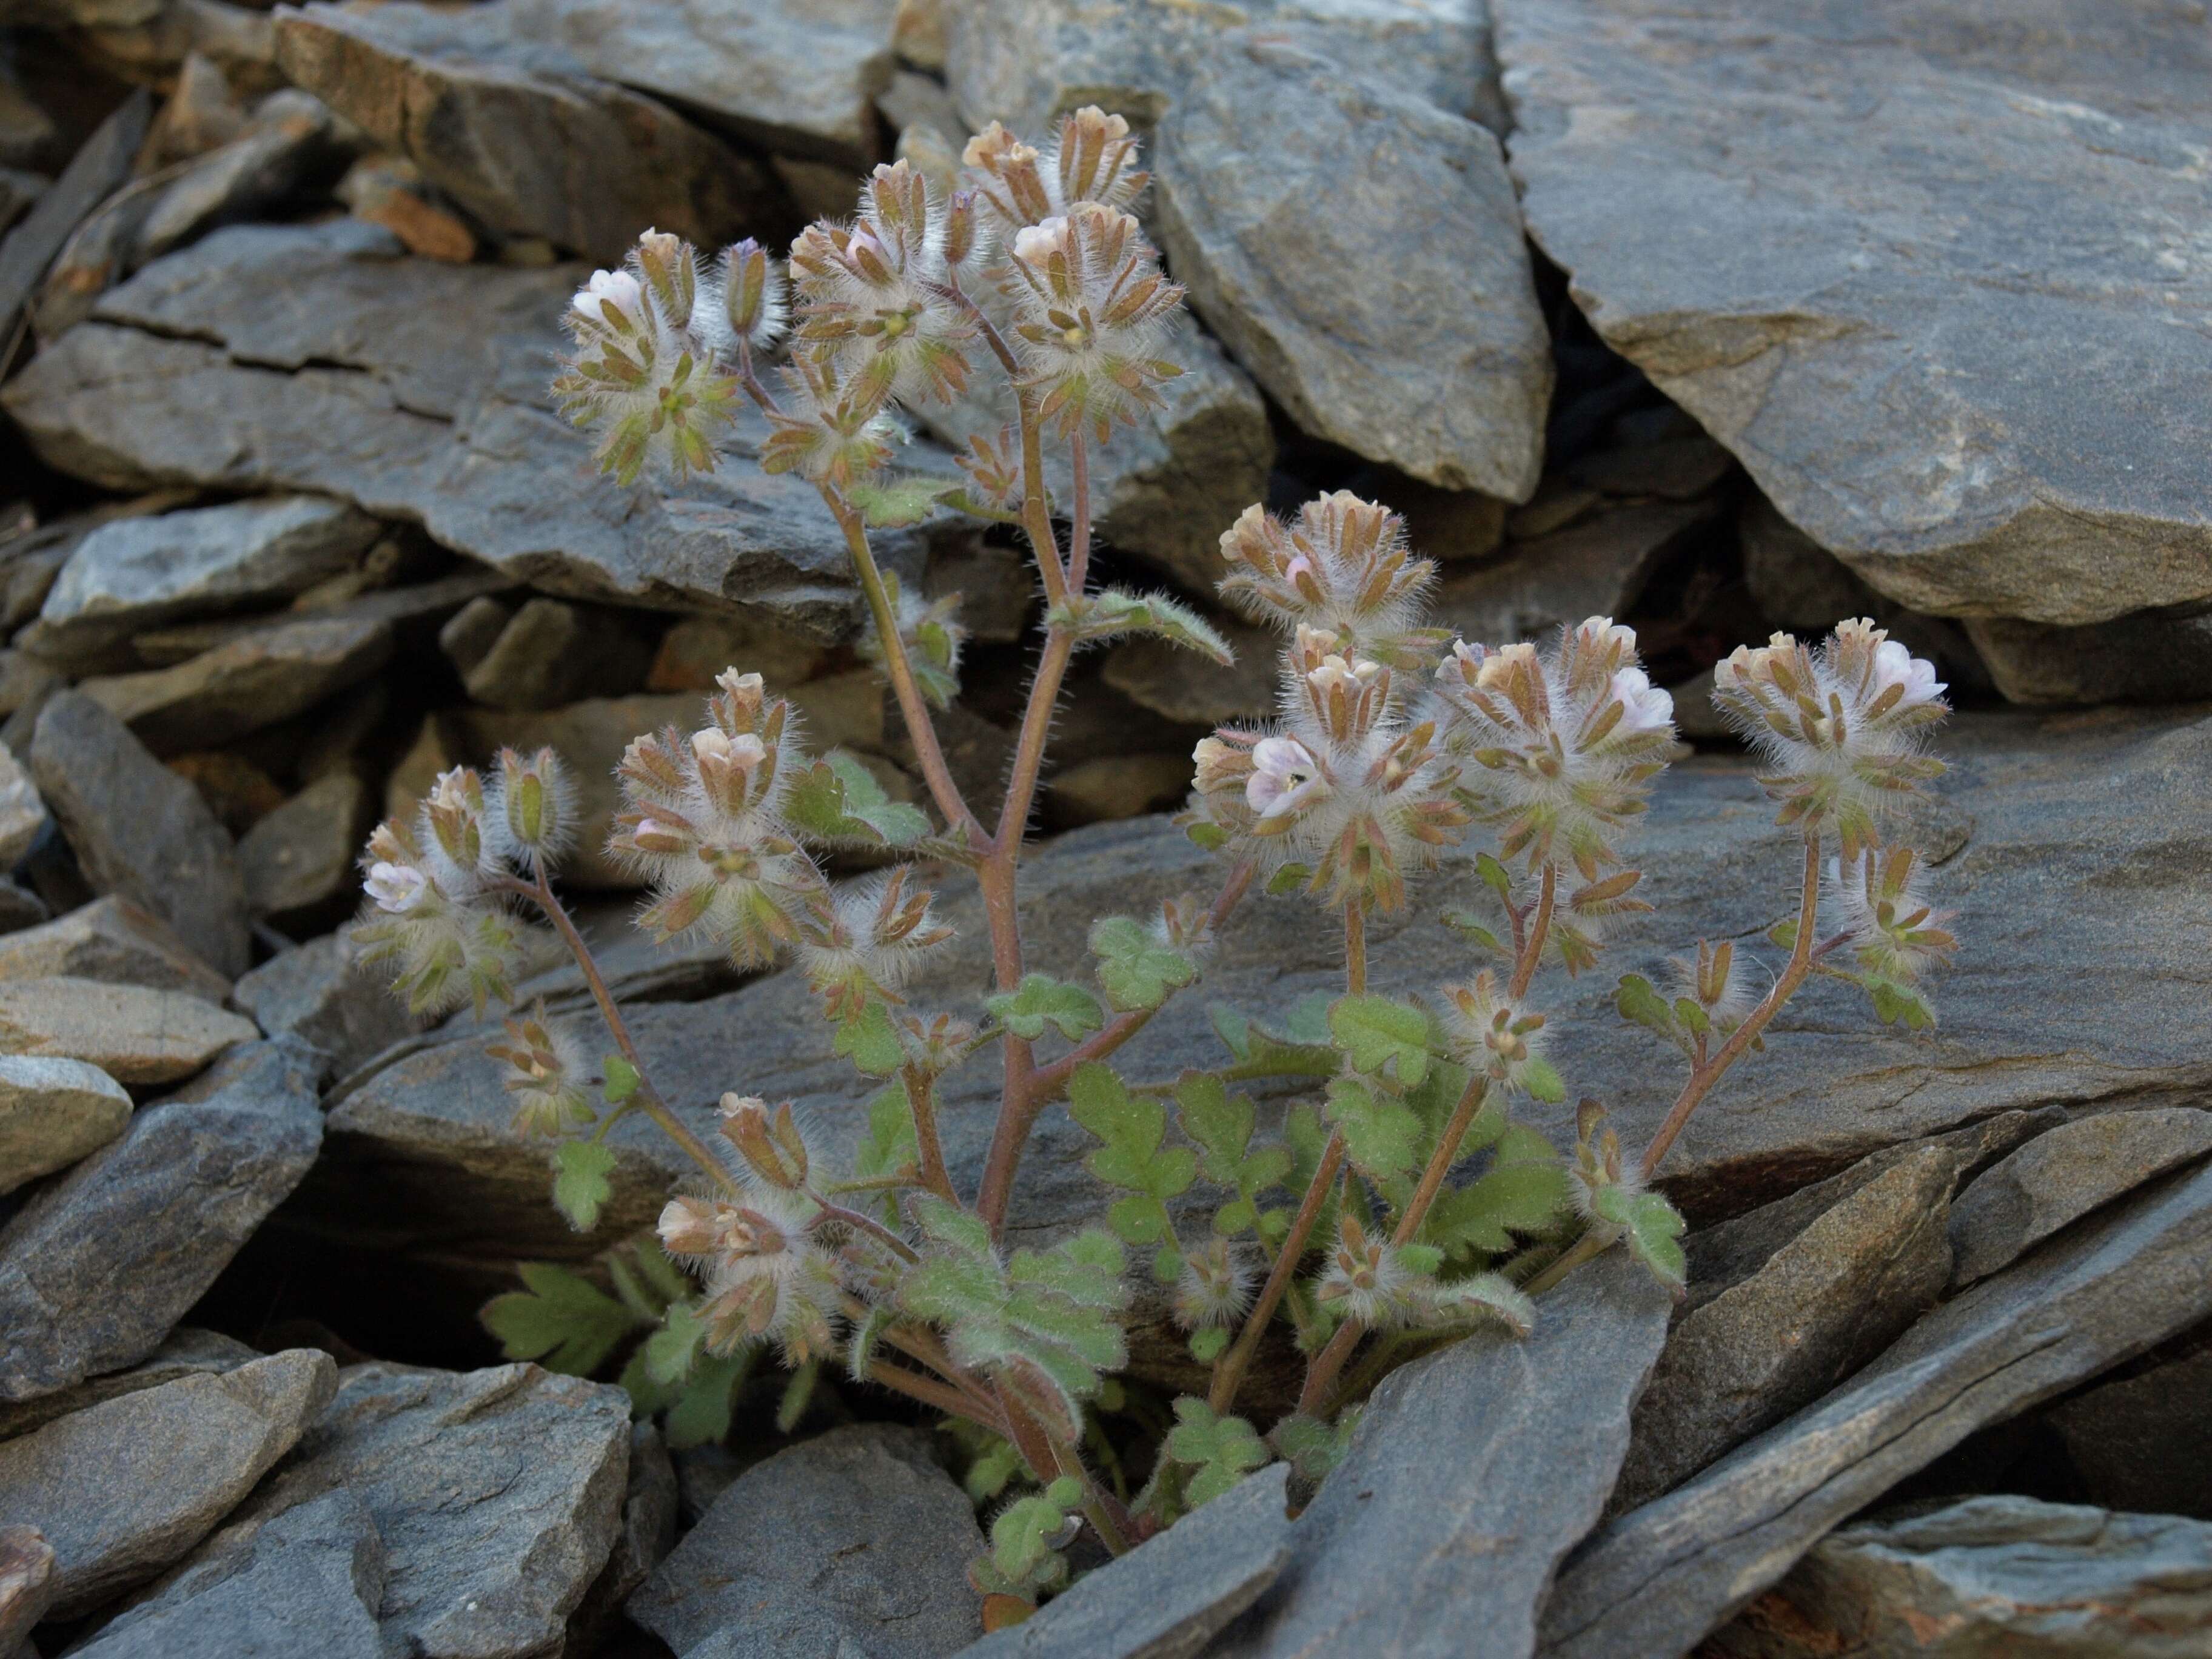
136;88;351;263
945;0;1507;138
303;710;2212;1326
0;1349;337;1617
461;596;652;710
1;221;942;637
1431;499;1715;648
629;1423;983;1658
238;772;368;921
506;0;899;165
1216;1252;1671;1658
0;894;232;1001
1102;610;1276;726
1706;1496;2212;1659
0;977;256;1084
30;691;250;976
1613;1145;1957;1512
2042;1321;2212;1523
337;151;477;263
30;494;381;661
0;90;150;338
0;1524;55;1656
965;1464;1290;1659
1047;752;1194;829
568;1422;677;1655
1950;1107;2212;1289
0;880;47;935
229;1362;632;1659
0;1327;259;1442
1155;36;1549;498
72;1489;387;1659
1965;608;2212;707
0;1040;322;1401
437;592;511;679
233;931;420;1083
0;1053;132;1195
152;51;248;164
81;613;394;754
1538;1159;2212;1659
1496;0;2212;626
0;742;45;868
273;1;771;264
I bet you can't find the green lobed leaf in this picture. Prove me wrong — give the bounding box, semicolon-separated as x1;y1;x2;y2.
1271;1410;1359;1484
642;1302;706;1385
986;974;1106;1042
833;1000;906;1076
1329;995;1433;1087
552;1141;618;1232
1521;1057;1567;1104
1624;1190;1688;1288
1325;1076;1426;1182
848;473;953;529
853;1084;920;1186
1207;1001;1338;1079
602;1054;640;1103
1863;974;1937;1031
1162;1398;1270;1507
660;1349;753;1449
1090;916;1198;1013
480;1262;646;1375
785;751;933;848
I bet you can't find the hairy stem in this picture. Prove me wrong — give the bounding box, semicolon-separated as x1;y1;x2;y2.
868;1359;997;1425
806;1190;920;1262
1343;899;1367;996
900;1064;958;1202
1508;862;1557;1001
1208;1129;1344;1414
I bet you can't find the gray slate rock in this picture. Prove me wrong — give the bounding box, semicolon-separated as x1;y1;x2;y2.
227;1361;632;1659
0;1327;259;1442
0;1040;321;1401
0;1053;132;1195
1537;1158;2212;1659
1214;1252;1671;1658
1706;1495;2212;1659
238;772;368;922
80;612;394;754
1;221;941;637
1613;1144;1956;1512
0;90;150;338
72;1489;387;1659
1966;608;2212;707
506;0;897;165
1431;499;1715;648
30;494;380;660
962;1464;1290;1659
0;894;233;1002
272;0;772;263
1154;36;1549;499
0;1524;55;1656
1949;1107;2212;1288
233;931;420;1084
29;691;250;977
1496;0;2212;626
2042;1321;2212;1523
0;742;46;870
302;711;2212;1321
0;1349;336;1617
0;976;258;1085
136;88;352;263
569;1421;679;1655
461;596;652;709
629;1423;983;1658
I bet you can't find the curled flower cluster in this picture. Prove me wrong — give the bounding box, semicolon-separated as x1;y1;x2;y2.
1433;617;1677;880
484;1002;594;1138
1172;1239;1256;1331
1829;845;1958;987
659;1186;842;1362
794;868;954;1020
1710;620;1948;857
1191;620;1469;911
609;668;826;966
555;230;744;484
1441;970;1547;1097
999;200;1183;441
1215;493;1444;666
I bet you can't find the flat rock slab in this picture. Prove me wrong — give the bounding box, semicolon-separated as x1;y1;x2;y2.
0;1041;322;1401
0;1349;336;1618
230;1361;632;1659
1537;1158;2212;1659
71;1489;387;1659
629;1423;982;1658
1950;1106;2212;1287
80;612;394;754
300;709;2212;1327
1708;1495;2212;1658
0;1327;260;1442
1614;1142;1957;1512
0;1052;132;1193
0;976;258;1085
30;691;250;977
1155;34;1549;498
233;931;419;1084
0;221;944;638
962;1464;1291;1659
1213;1252;1670;1658
0;894;234;1002
1496;0;2212;626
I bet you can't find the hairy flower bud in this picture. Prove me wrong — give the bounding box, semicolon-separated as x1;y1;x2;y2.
718;237;786;354
484;1002;594;1138
720;1094;810;1190
1173;1239;1254;1330
492;746;574;870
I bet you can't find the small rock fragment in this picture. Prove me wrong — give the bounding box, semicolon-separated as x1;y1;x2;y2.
0;742;47;868
0;894;230;1001
1431;499;1717;647
238;771;367;923
0;977;256;1084
0;1525;56;1656
233;931;418;1083
461;596;651;710
0;1052;132;1194
0;1327;260;1442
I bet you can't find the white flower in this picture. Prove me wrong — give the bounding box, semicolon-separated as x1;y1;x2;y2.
364;860;428;914
1010;216;1071;267
572;268;643;324
1872;639;1945;709
1245;736;1329;821
1608;666;1675;737
691;728;764;769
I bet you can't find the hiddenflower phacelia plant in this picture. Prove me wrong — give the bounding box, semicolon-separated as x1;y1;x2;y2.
357;109;1960;1617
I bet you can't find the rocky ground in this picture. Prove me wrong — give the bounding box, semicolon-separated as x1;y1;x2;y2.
0;0;2207;1655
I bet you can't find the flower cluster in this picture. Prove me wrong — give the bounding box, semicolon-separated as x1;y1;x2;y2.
1433;617;1677;881
1191;618;1469;912
1829;845;1958;987
484;1002;594;1138
659;1185;842;1362
554;230;745;484
1441;970;1548;1098
794;868;954;1020
1215;493;1444;666
608;669;826;967
1709;619;1948;857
